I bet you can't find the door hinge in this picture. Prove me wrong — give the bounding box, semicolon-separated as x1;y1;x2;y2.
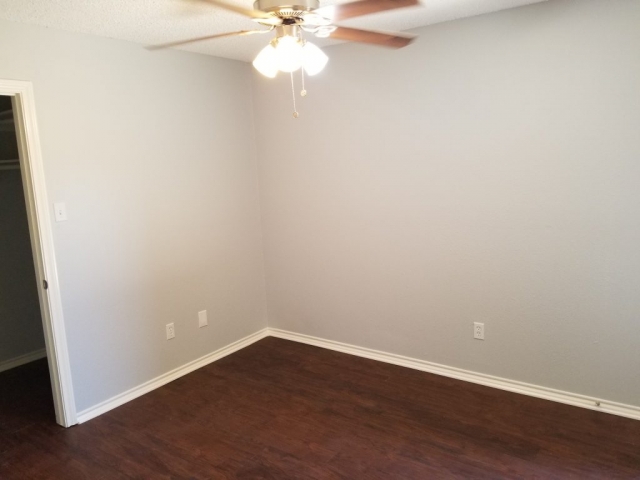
43;279;49;290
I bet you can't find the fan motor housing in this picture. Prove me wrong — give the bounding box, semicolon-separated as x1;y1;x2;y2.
254;0;319;13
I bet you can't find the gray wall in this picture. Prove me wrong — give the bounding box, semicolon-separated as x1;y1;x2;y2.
0;20;267;412
0;159;46;364
252;0;640;406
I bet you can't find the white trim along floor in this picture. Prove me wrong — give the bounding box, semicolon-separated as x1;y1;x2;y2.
76;327;640;424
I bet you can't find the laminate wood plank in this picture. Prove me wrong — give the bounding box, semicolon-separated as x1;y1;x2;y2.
1;337;639;478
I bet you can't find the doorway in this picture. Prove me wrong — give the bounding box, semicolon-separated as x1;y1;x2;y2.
0;80;76;427
0;94;53;431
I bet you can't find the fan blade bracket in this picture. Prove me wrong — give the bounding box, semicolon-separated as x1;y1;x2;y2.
308;25;337;37
253;16;284;26
300;12;333;26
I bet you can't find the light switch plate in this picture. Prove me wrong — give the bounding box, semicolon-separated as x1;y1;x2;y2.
54;202;67;222
198;310;208;328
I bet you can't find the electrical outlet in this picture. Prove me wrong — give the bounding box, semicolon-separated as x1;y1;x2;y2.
198;310;208;328
166;323;175;340
474;322;485;340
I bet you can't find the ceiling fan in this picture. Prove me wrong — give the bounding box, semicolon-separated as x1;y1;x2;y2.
149;0;420;116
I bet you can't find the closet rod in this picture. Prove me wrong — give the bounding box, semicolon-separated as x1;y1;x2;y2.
0;159;20;171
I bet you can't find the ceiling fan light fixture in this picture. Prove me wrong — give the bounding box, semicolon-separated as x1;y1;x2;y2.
253;43;278;77
148;0;420;116
274;35;304;72
302;41;328;75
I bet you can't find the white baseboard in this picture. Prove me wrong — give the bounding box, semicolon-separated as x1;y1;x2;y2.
268;328;640;421
76;328;269;424
0;348;47;373
74;326;640;425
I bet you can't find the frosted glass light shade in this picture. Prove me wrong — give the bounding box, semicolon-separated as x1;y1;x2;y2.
253;44;278;78
275;35;304;72
302;42;328;76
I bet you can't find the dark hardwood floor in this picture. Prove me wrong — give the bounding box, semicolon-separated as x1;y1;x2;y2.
1;337;639;479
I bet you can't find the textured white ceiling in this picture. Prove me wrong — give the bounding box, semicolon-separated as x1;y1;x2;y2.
0;0;546;62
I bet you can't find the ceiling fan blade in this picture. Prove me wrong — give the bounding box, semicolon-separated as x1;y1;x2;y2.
147;29;270;50
190;0;274;20
315;0;419;22
328;26;415;48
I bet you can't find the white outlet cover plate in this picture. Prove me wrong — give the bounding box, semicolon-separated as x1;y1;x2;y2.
474;322;485;340
166;323;175;340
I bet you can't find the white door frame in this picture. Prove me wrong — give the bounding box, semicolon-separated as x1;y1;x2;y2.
1;79;77;427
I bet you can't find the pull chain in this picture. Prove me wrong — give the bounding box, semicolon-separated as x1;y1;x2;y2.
301;67;307;97
290;72;299;118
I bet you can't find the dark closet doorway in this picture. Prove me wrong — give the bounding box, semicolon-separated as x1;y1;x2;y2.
0;95;55;434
